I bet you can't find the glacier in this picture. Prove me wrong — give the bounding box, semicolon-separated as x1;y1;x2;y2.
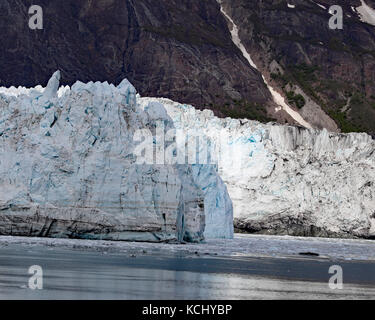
1;71;374;242
214;0;373;238
0;71;233;242
144;97;375;239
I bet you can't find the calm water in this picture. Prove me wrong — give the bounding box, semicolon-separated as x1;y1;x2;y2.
0;245;374;299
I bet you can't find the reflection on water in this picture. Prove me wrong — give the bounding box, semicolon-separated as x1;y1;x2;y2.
0;246;374;300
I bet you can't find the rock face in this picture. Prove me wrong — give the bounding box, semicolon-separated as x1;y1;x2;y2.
3;0;375;133
0;0;275;122
220;0;375;133
0;72;233;242
157;99;375;239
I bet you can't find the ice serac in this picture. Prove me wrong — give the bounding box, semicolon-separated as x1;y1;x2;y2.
149;98;374;239
0;72;233;242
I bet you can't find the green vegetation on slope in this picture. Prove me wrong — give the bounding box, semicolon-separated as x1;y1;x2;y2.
212;99;274;123
271;64;373;133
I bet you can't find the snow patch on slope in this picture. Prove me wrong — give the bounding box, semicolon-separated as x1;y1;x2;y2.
310;0;326;10
356;0;375;26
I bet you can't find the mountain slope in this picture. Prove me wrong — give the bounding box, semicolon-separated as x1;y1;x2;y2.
1;0;375;133
221;0;375;133
0;0;280;123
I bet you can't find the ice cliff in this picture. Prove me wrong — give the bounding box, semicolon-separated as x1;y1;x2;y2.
0;72;233;242
1;72;374;241
152;98;375;239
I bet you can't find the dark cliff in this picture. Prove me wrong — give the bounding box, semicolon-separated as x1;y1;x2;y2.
0;0;276;122
221;0;375;133
1;0;375;133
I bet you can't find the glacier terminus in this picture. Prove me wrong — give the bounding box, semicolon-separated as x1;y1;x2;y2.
0;72;374;242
